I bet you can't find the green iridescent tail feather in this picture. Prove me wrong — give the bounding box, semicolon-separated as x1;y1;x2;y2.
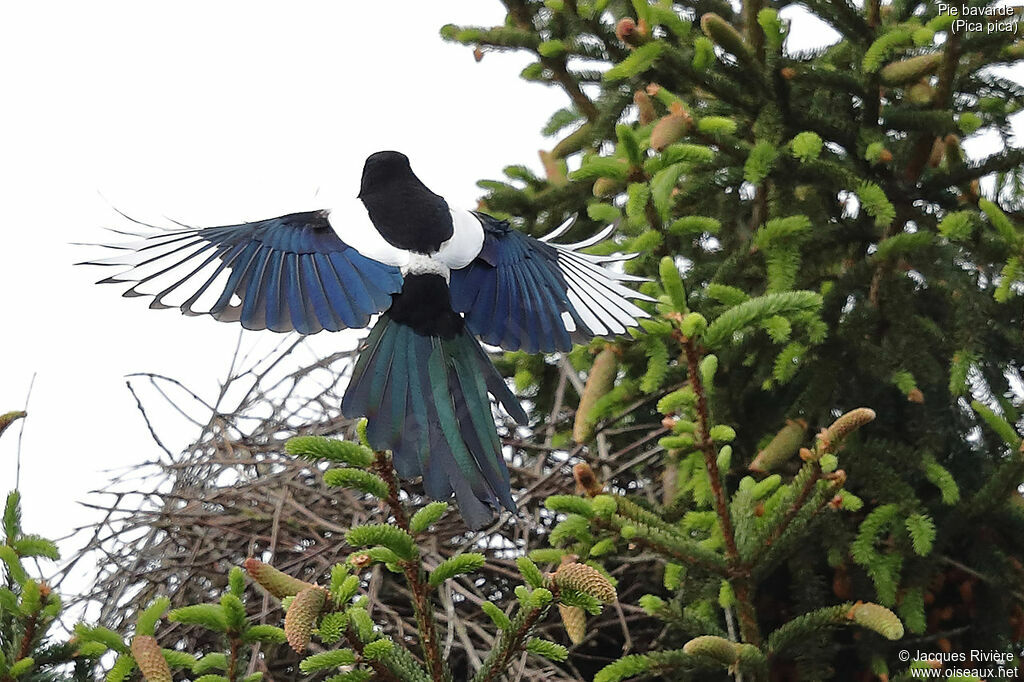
343;315;527;528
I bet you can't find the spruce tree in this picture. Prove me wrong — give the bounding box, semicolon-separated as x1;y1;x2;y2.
437;0;1024;678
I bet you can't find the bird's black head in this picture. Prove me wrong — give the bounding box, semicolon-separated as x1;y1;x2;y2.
357;150;453;252
359;150;414;197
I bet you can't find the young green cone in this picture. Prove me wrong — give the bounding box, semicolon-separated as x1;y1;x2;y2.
244;557;316;598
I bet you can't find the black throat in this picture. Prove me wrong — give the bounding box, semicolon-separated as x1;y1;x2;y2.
359;151;454;253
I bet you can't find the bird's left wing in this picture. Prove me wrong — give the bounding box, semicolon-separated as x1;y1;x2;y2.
80;210;404;334
450;214;655;353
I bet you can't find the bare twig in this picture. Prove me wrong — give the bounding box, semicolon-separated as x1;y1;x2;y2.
14;372;35;490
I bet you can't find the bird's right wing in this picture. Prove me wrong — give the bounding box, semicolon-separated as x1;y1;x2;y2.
79;209;404;334
449;214;655;353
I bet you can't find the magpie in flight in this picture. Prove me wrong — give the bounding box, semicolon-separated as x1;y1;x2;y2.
82;151;653;528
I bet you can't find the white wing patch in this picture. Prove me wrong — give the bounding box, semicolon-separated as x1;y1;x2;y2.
560;310;577;333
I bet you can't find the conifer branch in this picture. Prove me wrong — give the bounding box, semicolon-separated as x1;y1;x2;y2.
926;147;1024;188
756;474;848;578
906;34;961;182
762;465;821;551
644;196;664;234
681;340;761;646
544;57;600;121
13;611;38;673
798;0;871;43
749;183;768;234
904;137;936;185
372;451;450;682
934;33;961;111
863;75;882;132
602;511;729;575
470;600;551;682
743;0;764;61
657;51;759;113
682;341;739;561
345;625;403;682
501;0;599;121
867;0;880;28
227;636;240;681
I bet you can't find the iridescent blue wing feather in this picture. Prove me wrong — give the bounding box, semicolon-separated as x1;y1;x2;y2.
450;214;655;353
80;210;403;333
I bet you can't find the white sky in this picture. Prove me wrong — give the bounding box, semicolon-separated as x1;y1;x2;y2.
0;2;1018;590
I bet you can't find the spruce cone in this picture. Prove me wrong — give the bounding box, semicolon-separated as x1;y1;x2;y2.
879;53;942;85
285;586;328;653
683;635;739;665
539;150;567;186
615;17;647;47
821;408;876;451
944;134;964;165
651;113;688;151
750;419;807;472
699;14;754;65
573;462;604;497
130;636;172;682
634;90;656;124
553;562;617;603
847;601;905;640
593;176;623;197
650;102;691;151
573;347;618;443
908;81;934;105
551;123;593;159
559;604;587;645
245;558;316;598
0;411;26;440
928;137;946;168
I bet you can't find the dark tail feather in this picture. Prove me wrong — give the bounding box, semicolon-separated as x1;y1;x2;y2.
342;315;525;528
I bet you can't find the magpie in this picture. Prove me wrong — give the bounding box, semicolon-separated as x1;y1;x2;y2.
82;151;654;528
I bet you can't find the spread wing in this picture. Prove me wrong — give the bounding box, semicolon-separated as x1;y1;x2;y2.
80;209;403;334
449;214;654;353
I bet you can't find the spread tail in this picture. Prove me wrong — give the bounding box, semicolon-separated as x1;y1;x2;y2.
342;315;527;528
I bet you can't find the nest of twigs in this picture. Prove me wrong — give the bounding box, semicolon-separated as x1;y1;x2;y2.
69;333;667;681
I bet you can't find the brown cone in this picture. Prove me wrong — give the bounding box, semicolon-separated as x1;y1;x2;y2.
131;636;172;682
285;586;328;653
